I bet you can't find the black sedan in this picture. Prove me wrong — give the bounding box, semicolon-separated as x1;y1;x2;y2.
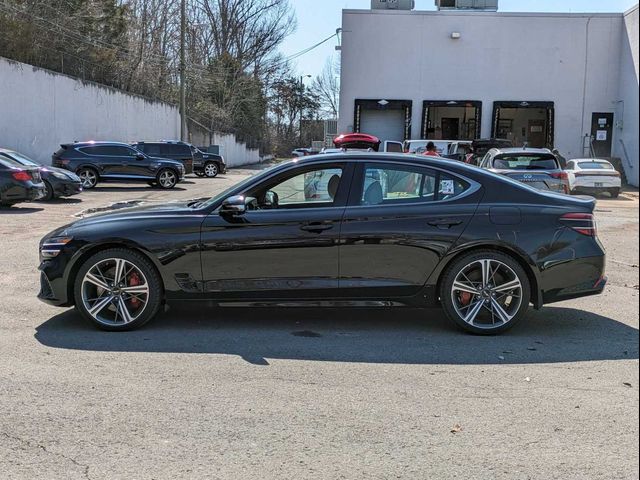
1;148;82;200
37;153;606;334
1;155;46;206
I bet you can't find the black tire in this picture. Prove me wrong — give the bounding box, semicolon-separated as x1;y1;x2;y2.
77;167;99;189
73;248;163;331
41;180;55;201
609;188;620;198
156;168;178;189
439;250;531;335
147;181;157;187
203;161;219;178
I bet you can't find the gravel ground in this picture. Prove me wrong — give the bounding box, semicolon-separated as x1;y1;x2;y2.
0;169;638;480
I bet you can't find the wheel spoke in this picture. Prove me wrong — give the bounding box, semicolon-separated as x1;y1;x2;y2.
84;272;110;290
115;297;134;324
490;297;512;324
113;259;126;285
480;259;491;288
493;278;521;293
462;300;484;325
453;280;479;295
121;284;148;295
88;294;114;316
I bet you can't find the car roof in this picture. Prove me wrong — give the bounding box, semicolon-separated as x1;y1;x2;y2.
67;141;134;147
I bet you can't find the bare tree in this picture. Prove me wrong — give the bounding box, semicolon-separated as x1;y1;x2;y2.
311;56;340;119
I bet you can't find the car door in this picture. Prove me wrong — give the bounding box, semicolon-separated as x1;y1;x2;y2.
338;160;482;298
78;146;122;176
112;145;151;177
199;162;353;299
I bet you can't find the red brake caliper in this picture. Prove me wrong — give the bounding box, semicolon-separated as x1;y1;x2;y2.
459;291;473;306
128;272;141;308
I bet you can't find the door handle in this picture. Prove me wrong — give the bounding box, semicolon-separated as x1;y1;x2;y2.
300;222;334;233
428;219;463;229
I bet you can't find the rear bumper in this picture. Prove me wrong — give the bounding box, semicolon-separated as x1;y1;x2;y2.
540;255;607;305
1;182;46;203
572;185;620;194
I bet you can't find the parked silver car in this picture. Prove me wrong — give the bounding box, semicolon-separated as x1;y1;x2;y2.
478;147;569;194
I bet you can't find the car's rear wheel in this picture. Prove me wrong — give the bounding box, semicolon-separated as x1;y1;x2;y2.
440;250;531;335
609;188;620;198
77;167;98;189
157;168;178;189
203;161;219;178
74;248;163;331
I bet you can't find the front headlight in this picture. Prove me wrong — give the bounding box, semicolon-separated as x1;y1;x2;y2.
40;236;73;259
51;171;69;180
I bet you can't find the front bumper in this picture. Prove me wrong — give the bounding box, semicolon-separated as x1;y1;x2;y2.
53;180;83;197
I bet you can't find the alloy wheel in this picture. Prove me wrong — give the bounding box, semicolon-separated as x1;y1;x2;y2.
204;162;218;178
78;169;97;188
158;170;177;188
80;258;150;326
450;259;523;329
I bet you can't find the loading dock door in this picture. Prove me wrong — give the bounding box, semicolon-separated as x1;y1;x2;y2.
492;101;554;149
360;109;405;144
354;99;412;142
591;113;613;157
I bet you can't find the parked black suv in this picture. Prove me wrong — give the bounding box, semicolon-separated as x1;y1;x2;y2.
52;142;185;190
132;141;226;178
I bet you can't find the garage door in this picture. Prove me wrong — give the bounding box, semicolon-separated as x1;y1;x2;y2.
359;109;405;144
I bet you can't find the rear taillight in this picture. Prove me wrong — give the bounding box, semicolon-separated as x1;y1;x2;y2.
550;171;570;193
560;213;597;237
12;170;32;181
550;171;569;180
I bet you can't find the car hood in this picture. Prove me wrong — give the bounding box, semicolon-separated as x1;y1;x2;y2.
70;200;206;227
41;165;80;179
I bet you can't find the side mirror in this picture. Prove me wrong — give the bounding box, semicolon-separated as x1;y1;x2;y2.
220;195;256;216
136;153;145;160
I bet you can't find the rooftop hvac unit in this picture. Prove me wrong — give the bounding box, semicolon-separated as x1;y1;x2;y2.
435;0;498;10
371;0;415;10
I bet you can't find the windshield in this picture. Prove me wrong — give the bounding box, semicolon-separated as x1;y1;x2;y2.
578;161;614;170
492;154;559;170
1;151;40;167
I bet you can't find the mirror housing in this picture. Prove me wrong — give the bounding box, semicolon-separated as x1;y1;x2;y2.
219;195;256;216
136;153;145;160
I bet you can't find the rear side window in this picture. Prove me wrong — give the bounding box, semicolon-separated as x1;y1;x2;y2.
493;154;559;170
161;144;190;156
80;146;136;156
359;163;469;206
139;144;162;156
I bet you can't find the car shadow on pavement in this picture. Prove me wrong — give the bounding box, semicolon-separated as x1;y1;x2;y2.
86;186;187;192
34;306;639;366
0;206;45;214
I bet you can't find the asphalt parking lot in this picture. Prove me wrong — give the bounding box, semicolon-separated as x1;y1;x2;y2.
0;168;638;480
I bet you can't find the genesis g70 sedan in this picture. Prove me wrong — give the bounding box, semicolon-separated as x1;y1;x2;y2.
38;153;607;334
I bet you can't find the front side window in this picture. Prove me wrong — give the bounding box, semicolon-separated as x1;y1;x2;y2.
250;166;344;209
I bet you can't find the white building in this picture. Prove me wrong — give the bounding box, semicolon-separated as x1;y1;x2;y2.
338;4;639;186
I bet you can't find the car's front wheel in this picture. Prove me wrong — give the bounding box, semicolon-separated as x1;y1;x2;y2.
156;168;178;189
74;248;163;331
440;250;531;335
203;161;219;178
77;167;99;189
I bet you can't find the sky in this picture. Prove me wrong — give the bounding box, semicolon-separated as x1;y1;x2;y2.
279;0;638;78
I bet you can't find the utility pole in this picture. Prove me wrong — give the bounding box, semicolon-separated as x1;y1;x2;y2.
179;0;187;141
299;75;311;146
